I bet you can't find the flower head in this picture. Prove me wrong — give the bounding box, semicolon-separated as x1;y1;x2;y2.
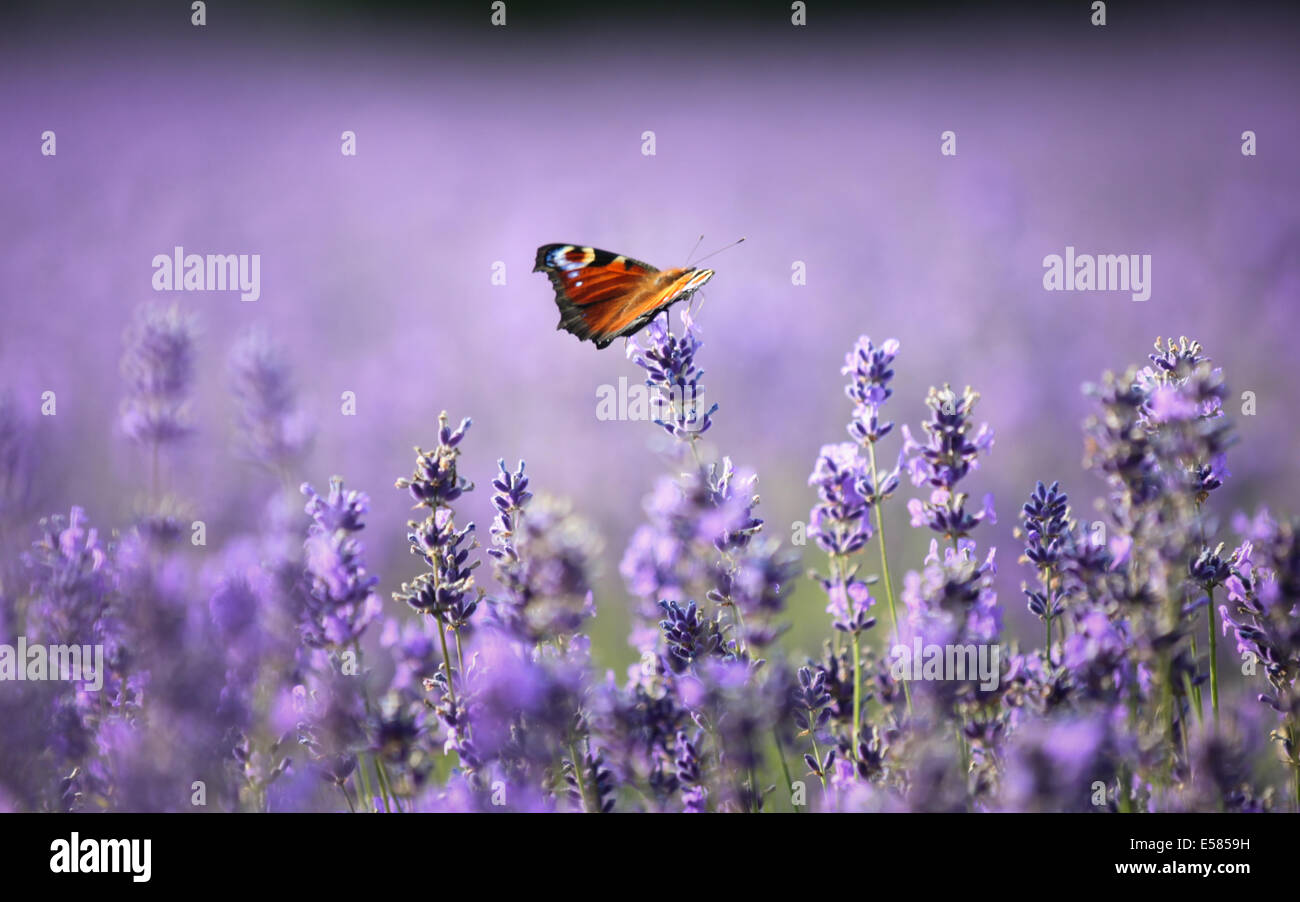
119;304;197;445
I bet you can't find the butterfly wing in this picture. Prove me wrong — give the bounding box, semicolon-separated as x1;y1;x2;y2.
533;244;713;348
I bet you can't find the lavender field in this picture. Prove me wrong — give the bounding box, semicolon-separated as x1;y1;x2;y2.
1;4;1298;814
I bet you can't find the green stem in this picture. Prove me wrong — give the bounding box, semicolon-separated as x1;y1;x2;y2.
376;757;401;812
1291;721;1300;812
1206;586;1219;726
569;740;593;813
1182;672;1203;728
772;728;798;812
357;753;375;811
1116;764;1131;813
1040;565;1054;666
1189;628;1203;716
435;615;456;708
375;755;393;812
454;628;468;697
957;724;970;797
807;732;828;791
730;600;749;658
851;632;863;764
687;435;704;471
866;442;911;714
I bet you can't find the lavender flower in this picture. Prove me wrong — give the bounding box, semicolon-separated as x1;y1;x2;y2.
392;413;485;797
1019;480;1071;657
395;412;473;510
564;743;616;813
843;336;900;446
996;713;1123;813
793;665;836;781
228;329;314;474
119;303;197;447
9;287;1300;815
808;443;872;556
299;477;381;648
393;413;481;630
658;599;727;670
0;393;36;532
1081;337;1234;786
487;460;600;643
620;463;756;650
902;384;995;541
587;658;689;809
902;542;1001;652
1218;520;1300;801
394;509;479;629
625;311;718;446
674;730;707;812
23;507;113;646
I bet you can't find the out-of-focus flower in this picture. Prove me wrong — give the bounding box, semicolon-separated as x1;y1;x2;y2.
119;304;197;446
487;459;600;643
228;328;314;474
808;442;872;556
24;506;114;646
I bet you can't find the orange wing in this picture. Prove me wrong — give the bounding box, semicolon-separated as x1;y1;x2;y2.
533;244;714;348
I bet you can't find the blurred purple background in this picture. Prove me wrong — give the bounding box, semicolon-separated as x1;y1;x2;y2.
3;8;1298;669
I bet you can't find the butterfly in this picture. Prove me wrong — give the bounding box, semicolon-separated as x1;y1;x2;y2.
533;244;716;349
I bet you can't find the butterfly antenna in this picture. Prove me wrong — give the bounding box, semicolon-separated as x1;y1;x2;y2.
692;236;746;266
683;234;706;267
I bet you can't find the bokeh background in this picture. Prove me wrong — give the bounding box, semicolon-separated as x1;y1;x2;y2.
2;0;1298;677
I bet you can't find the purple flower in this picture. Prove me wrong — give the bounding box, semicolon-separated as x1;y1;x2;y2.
394;411;473;510
228;328;314;473
793;665;834;745
902;384;995;542
625;310;718;443
1020;481;1071;628
819;576;876;635
842;335;900;445
394;509;479;628
299;477;381;648
393;415;482;630
902;543;1000;648
119;303;197;446
997;713;1122;812
1060;609;1134;702
658;599;727;670
620;462;758;645
0;393;37;530
1218;519;1300;721
807;443;872;555
487;460;599;643
674;730;707;812
23;507;114;646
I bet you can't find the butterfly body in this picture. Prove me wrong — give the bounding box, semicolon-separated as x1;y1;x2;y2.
533;244;714;348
